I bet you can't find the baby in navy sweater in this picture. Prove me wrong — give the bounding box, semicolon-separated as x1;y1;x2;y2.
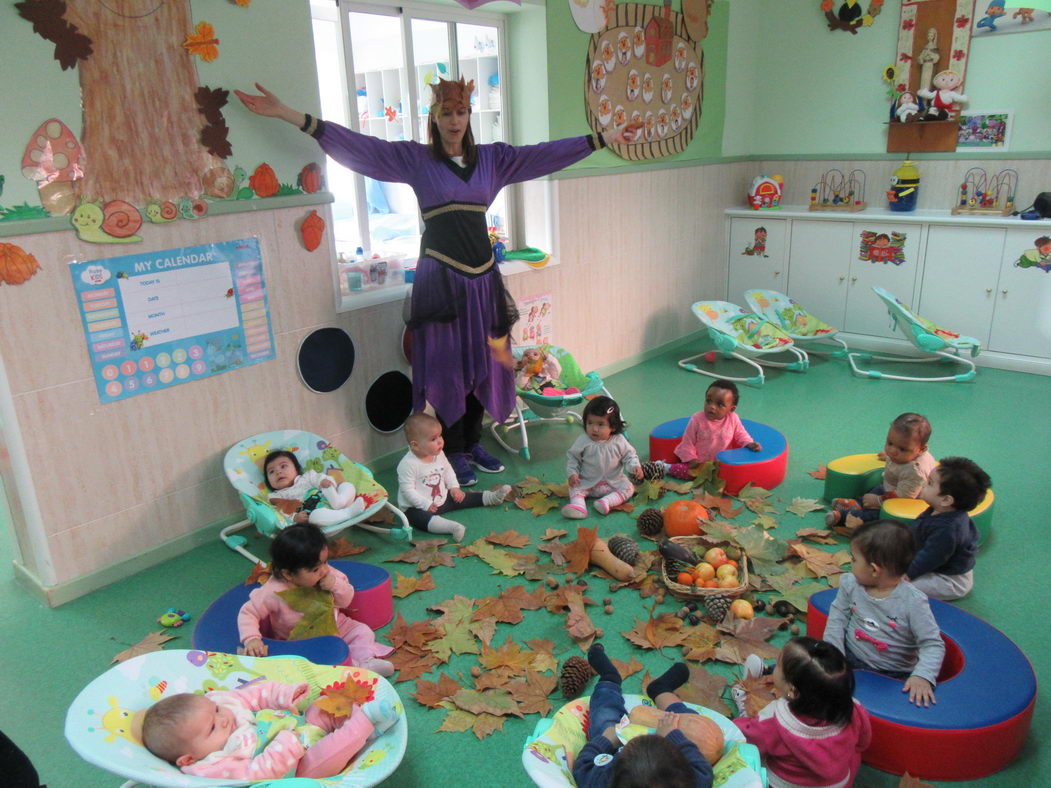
906;456;991;601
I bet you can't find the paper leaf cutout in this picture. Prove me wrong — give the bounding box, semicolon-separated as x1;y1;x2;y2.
314;676;378;717
505;670;558;717
473;585;543;625
786;497;825;517
112;631;176;664
278;587;337;639
196;86;229;124
329;536;369;557
412;673;462;708
16;0;94;70
392;571;437;598
540;528;567;541
387;538;456;572
515;490;562;516
183;21;220;62
485;529;530;548
244;561;271;586
807;465;828;480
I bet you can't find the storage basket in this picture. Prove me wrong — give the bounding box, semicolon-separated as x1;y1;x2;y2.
660;536;749;601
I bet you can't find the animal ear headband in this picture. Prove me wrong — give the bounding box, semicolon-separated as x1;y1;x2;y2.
429;76;474;116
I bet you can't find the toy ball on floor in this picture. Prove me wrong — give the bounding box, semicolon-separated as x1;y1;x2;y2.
704;351;717;363
157;608;191;628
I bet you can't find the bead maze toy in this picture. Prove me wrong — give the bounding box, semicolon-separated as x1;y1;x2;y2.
808;168;867;212
951;167;1018;216
807;589;1035;780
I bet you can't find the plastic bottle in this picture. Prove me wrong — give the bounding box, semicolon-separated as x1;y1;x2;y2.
888;160;920;212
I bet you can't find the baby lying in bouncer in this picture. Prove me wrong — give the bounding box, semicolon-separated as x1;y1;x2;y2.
264;449;373;526
141;680;397;780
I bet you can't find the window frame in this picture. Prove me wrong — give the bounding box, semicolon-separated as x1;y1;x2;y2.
312;0;515;261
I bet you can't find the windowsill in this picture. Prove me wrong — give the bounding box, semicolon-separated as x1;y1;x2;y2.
334;255;560;313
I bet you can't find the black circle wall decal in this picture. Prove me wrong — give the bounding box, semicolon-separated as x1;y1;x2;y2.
401;326;412;365
297;327;355;393
365;370;413;433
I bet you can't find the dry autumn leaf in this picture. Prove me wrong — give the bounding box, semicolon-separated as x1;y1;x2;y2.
680;620;721;662
392;571;437;599
505;670;558;716
537;539;569;567
807;465;828;480
111;631;176;664
438;707;507;740
695;492;743;519
428;596;482;661
610;656;645;679
515;491;562;516
452;686;523;717
485;529;530;548
786;497;825;517
387;539;456;572
795;528;839;545
564;589;598;649
388;647;439;683
412;673;463;708
478;638;537;676
183;21;220;62
244;561;270;586
328;536;369;557
899;773;935;788
563;527;599;574
473;585;543;625
540;528;567;541
385;613;443;651
673;663;732;718
622;612;687;651
737;673;778;718
460;539;521;577
788;542;847;579
314;676;378;717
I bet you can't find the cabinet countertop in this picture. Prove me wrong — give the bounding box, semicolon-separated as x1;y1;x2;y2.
725;207;1051;229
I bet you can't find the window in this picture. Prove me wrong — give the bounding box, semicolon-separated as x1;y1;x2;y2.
310;1;512;279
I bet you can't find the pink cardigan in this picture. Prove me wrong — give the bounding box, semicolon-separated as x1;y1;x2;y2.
181;681;308;780
734;698;872;787
238;569;357;644
674;411;754;464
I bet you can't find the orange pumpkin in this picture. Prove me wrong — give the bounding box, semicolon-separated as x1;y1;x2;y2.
300;210;326;252
249;163;280;198
663;499;709;537
0;242;41;285
299;162;322;194
629;705;725;764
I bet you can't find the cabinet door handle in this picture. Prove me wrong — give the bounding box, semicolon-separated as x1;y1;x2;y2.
773;271;780;276
851;276;858;283
838;275;846;282
986;288;992;294
1002;289;1008;295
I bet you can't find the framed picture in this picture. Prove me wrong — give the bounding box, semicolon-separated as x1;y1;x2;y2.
957;110;1012;150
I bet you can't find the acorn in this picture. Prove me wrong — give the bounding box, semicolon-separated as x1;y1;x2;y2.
686;601;699;612
559;656;595;698
603;597;613;606
470;666;482;678
604;604;614;615
607;534;642;567
688;613;700;625
773;600;794;617
545;576;559;589
678;606;690;618
786;613;795;624
636;508;664;538
577;578;589;587
753;599;766;613
790;624;801;636
594;628;604;638
778;620;789;630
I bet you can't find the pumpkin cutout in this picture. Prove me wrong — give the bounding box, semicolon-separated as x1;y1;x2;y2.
300;210;325;252
249;163;280;198
299;162;322;194
0;243;41;285
662;499;709;537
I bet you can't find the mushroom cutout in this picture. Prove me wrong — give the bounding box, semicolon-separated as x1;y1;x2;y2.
21;119;84;216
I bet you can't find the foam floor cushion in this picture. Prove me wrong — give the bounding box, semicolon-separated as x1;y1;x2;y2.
649;416;690;462
823;453;884;502
716;419;788;496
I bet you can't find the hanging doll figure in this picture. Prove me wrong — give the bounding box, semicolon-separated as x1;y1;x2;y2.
515;347;580;396
918;71;968;120
894;91;921;123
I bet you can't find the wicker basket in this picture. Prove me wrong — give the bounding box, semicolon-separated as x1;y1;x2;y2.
660;536;749;601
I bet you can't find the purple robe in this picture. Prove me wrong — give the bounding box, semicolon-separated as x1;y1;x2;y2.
314;122;599;425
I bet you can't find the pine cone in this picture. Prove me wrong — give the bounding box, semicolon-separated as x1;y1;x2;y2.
636;508;664;538
640;460;666;481
705;593;732;624
607;534;642;566
559;656;595;698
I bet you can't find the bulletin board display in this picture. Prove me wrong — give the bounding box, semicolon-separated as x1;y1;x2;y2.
69;238;275;404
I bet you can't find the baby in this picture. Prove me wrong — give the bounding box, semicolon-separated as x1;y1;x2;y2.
396;412;511;542
263;449;368;526
141;681;397;780
827;413;935;528
662;379;760;480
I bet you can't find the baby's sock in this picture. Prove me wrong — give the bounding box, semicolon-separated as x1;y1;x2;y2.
427;515;466;543
646;662;689;700
363;657;395;677
483;485;512;506
561;495;587;519
665;462;693;480
360;698;399;740
586;643;621;684
593;489;628;516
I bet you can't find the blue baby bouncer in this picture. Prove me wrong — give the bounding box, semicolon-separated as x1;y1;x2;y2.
221;429;412;565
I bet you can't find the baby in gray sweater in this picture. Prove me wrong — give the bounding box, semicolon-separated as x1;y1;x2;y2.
823;520;945;707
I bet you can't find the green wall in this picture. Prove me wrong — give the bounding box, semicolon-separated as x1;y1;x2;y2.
0;0;322;217
724;0;1051;156
544;0;730;170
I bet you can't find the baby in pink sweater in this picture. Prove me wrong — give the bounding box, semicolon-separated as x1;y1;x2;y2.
663;379;760;480
238;523;394;676
141;680;398;780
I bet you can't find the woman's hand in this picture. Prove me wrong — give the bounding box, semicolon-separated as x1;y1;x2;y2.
603;120;644;146
234;83;304;127
244;637;269;657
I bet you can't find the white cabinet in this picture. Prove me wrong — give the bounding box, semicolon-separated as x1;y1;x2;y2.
843;220;922;339
726;217;788;300
989;228;1051;356
918;226;1004;347
786;220;852;328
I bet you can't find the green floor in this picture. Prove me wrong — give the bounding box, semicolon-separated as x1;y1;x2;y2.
1;346;1048;787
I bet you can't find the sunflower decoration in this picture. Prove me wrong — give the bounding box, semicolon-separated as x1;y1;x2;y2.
881;65;899;101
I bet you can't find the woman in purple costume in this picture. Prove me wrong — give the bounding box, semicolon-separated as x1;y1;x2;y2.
236;80;641;485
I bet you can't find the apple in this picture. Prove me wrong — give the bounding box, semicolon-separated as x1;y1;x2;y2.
703;547;728;568
730;599;754;619
717;576;739;588
693;562;715;581
716;563;739;581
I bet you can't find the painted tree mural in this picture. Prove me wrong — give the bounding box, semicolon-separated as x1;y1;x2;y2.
17;0;219;204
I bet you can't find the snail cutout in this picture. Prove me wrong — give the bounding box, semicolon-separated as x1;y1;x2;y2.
71;200;143;244
144;201;179;223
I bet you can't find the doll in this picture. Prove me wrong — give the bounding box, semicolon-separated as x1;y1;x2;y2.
515;347;561;391
918;71;967;120
894;91;921;123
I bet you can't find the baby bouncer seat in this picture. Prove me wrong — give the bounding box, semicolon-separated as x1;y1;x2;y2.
743;289;849;358
222;429;412;564
678;301;808;386
65;650;406;788
491;344;612;460
847;286;980;382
